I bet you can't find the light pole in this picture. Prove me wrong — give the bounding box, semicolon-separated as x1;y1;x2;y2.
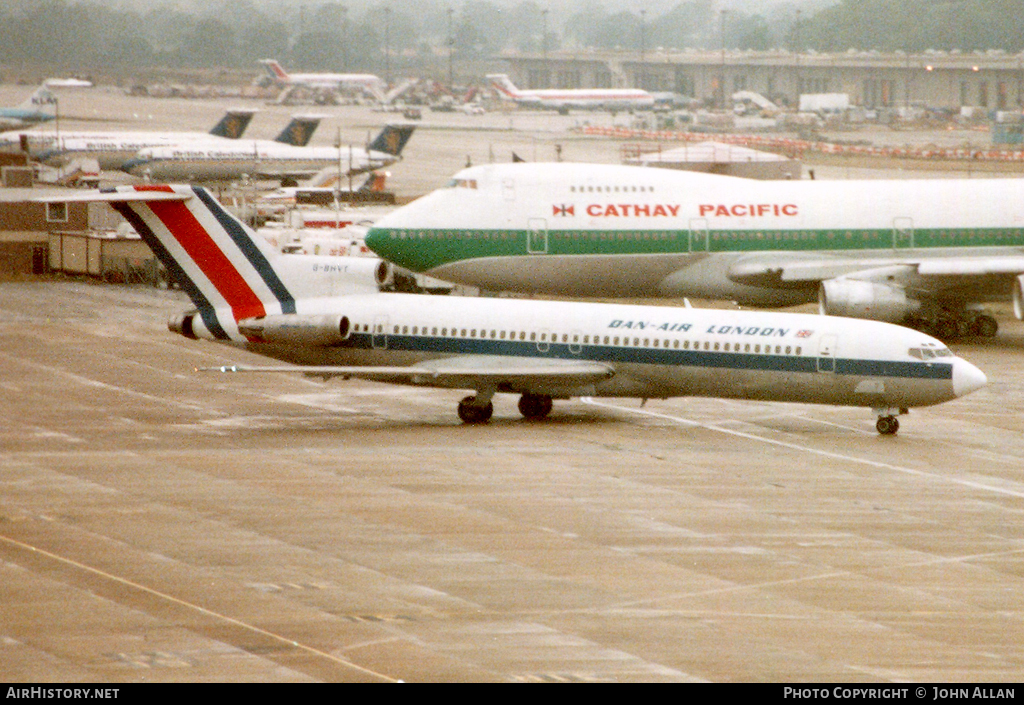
542;8;548;88
719;9;728;108
384;6;392;89
341;5;348;72
448;7;454;93
639;9;646;90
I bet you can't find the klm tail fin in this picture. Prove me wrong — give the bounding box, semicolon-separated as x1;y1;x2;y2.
367;124;415;156
259;59;290;84
208;108;258;139
19;85;59;115
274;115;322;146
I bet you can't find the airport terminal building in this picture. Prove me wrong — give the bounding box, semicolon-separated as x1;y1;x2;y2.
502;49;1024;112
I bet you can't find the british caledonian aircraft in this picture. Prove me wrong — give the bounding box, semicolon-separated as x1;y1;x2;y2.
43;185;986;434
1;108;261;168
487;74;655;114
35;113;326;173
121;124;415;183
365;162;1024;339
0;84;59;131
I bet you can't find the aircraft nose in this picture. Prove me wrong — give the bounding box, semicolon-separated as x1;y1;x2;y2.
952;358;987;397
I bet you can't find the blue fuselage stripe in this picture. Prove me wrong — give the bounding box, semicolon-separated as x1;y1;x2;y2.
334;333;953;380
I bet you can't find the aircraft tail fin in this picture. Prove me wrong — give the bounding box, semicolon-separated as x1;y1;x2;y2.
486;74;521;99
208;108;258;139
19;84;59;115
274;115;322;146
38;185;384;341
367;124;415;156
259;59;290;84
47;185;296;341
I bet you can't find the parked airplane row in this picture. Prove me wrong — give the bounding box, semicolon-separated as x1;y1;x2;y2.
0;104;414;183
42;184;986;434
365;161;1024;340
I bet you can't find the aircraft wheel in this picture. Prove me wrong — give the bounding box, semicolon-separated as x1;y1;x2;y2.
518;393;553;420
876;416;899;436
458;396;493;424
933;320;960;341
972;314;998;338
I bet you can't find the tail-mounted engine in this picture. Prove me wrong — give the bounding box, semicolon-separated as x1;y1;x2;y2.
237;314;352;346
169;311;205;340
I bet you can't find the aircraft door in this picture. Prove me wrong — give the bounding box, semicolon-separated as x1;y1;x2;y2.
569;330;583;355
893;217;914;249
527;218;548;254
689;218;709;252
502;178;515;202
817;334;837;372
536;328;553;354
372;316;389;349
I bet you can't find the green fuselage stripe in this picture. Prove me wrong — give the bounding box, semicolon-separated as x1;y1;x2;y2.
368;226;1024;272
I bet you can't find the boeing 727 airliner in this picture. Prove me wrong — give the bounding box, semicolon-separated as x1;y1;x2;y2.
366;162;1024;339
42;185;986;434
488;74;655;114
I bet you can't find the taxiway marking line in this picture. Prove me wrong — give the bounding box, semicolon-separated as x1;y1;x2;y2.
0;532;400;683
581;398;1024;499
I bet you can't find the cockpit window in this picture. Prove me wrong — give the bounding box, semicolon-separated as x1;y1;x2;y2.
446;178;478;189
908;346;953;360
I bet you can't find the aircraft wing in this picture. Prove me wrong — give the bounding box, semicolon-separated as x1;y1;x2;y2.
729;254;1024;289
203;355;614;394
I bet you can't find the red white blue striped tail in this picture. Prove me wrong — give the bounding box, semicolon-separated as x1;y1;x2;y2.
105;185;296;341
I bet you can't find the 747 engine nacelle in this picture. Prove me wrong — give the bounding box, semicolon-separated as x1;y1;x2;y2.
237;314;352;346
818;278;921;323
1014;274;1024;321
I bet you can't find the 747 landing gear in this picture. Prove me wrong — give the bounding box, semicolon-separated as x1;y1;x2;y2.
518;393;553;420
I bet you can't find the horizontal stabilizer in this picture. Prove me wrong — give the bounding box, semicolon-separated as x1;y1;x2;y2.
35;186;191;204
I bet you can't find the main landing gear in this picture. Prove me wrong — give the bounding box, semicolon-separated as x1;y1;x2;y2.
518;393;553;420
909;310;998;341
457;392;555;424
874;407;908;436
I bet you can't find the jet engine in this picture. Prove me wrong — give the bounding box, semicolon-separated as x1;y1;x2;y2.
168;311;209;340
1015;275;1024;321
237;314;352;346
818;279;921;323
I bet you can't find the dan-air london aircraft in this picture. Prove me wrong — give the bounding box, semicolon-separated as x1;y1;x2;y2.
0;84;59;131
365;161;1024;339
121;123;415;183
35;113;328;173
487;74;655;114
43;184;986;434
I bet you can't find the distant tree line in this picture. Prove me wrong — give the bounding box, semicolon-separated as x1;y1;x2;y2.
2;0;1023;80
